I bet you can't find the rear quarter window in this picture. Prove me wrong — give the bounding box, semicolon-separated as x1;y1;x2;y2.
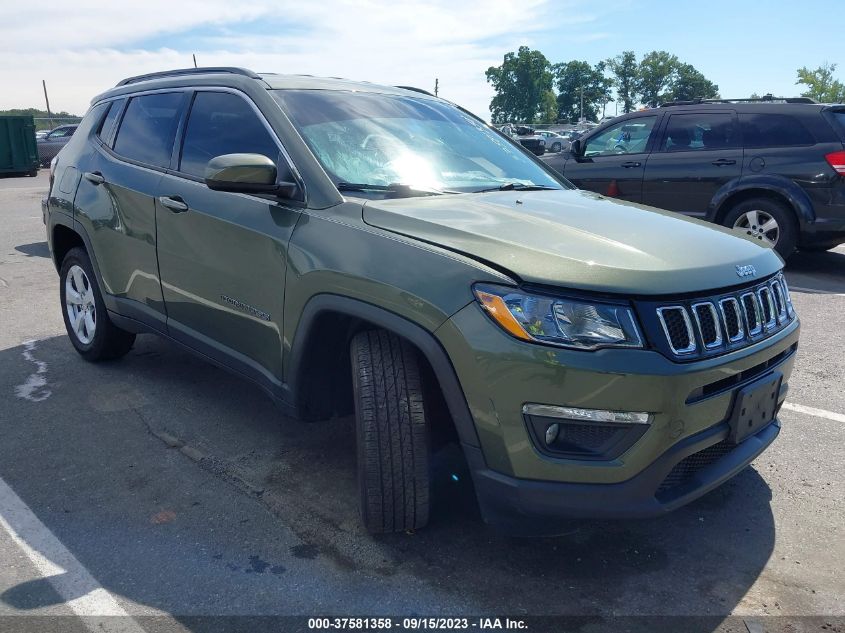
96;99;124;145
740;113;816;148
826;110;845;142
113;92;184;168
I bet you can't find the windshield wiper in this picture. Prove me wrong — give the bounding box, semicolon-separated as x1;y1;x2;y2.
472;183;560;193
336;182;458;196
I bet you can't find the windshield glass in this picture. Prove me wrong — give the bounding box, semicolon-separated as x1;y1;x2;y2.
272;90;566;193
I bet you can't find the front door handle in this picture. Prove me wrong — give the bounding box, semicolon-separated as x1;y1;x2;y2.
621;161;641;168
158;196;189;213
83;171;105;185
711;158;736;166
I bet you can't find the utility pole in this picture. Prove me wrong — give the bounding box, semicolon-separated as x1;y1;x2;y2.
434;78;439;97
42;80;54;128
580;84;584;123
192;54;198;68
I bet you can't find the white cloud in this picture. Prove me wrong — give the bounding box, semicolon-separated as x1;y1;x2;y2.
0;0;599;120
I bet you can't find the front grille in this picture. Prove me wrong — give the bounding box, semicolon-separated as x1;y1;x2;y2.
657;440;734;496
643;273;795;361
656;307;696;354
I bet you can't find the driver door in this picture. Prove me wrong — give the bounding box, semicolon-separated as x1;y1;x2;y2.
564;115;661;202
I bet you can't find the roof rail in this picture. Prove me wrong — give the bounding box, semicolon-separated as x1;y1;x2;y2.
394;85;436;97
116;67;262;87
660;94;818;107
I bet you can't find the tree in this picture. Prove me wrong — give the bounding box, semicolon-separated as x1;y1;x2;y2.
796;62;845;103
486;47;554;123
554;60;612;122
635;51;678;107
539;90;558;124
665;63;719;102
607;51;638;113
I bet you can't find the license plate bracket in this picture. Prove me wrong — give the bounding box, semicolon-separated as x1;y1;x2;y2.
728;372;783;444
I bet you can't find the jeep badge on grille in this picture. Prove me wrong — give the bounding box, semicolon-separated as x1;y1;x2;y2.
736;264;756;278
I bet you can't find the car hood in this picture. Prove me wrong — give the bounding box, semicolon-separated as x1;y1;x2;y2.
362;189;783;295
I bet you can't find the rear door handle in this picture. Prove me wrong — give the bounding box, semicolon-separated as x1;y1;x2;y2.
621;161;641;168
158;196;189;213
711;158;736;166
83;171;105;185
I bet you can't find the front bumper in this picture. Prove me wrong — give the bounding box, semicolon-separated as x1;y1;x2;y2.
436;301;799;530
464;416;779;534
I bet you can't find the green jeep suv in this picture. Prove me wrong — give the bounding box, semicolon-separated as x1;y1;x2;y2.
44;68;800;534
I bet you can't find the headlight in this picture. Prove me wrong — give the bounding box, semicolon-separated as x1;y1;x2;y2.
474;284;643;350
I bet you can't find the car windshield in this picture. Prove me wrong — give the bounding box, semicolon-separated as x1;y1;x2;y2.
272;89;566;194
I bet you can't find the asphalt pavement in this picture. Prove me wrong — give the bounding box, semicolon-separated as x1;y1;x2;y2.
0;172;843;632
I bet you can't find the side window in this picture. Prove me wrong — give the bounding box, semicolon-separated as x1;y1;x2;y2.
48;127;71;139
740;113;815;148
179;91;281;178
97;100;124;145
113;92;183;168
583;116;657;157
661;113;738;152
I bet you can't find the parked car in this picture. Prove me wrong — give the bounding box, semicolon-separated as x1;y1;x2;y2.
512;126;546;155
45;68;799;535
35;130;50;140
537;130;568;152
37;124;78;166
542;97;845;256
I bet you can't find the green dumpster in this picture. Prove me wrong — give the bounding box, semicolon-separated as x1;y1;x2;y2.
0;115;39;176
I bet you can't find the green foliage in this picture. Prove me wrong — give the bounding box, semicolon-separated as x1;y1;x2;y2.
796;62;845;103
0;108;82;131
635;51;678;107
539;90;558;124
486;46;554;124
665;63;719;102
607;51;638;113
554;60;612;122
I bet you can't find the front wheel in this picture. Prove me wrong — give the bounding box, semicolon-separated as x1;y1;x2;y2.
722;197;798;259
59;247;136;361
350;330;430;533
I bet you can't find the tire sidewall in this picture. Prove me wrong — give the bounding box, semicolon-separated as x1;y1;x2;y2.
59;248;108;359
723;198;798;258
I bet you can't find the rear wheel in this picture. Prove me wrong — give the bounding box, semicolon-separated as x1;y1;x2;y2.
551;142;562;152
722;197;798;258
350;330;430;533
59;247;135;361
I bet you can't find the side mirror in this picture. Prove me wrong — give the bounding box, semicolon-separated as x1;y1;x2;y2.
205;153;298;198
569;139;583;156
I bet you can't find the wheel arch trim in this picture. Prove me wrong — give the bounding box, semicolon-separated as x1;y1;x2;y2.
709;176;815;226
287;293;481;448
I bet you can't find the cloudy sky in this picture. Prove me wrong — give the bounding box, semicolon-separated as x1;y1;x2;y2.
0;0;842;120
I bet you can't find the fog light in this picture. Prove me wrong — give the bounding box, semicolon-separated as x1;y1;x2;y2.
545;423;560;446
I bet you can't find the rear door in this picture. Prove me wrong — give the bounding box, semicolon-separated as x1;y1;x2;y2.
73;91;187;327
642;110;742;217
155;89;303;385
563;115;660;202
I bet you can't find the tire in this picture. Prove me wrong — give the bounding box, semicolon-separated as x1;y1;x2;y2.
350;330;430;533
59;247;135;361
722;197;798;259
551;142;561;152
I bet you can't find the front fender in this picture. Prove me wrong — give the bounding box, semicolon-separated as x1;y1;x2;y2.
709;175;815;226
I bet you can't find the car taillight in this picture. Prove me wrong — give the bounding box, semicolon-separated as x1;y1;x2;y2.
49;156;58;190
825;150;845;175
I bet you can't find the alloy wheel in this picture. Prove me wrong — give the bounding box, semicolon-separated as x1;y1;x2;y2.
65;265;96;344
733;209;780;247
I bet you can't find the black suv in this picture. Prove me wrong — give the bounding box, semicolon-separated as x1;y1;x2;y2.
542;97;845;257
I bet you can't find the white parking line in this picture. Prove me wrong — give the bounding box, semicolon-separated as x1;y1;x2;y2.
0;476;145;632
782;402;845;424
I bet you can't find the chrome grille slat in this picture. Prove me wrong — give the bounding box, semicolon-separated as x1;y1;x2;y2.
741;291;763;336
718;297;744;342
656;306;696;354
692;302;722;349
757;287;777;330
